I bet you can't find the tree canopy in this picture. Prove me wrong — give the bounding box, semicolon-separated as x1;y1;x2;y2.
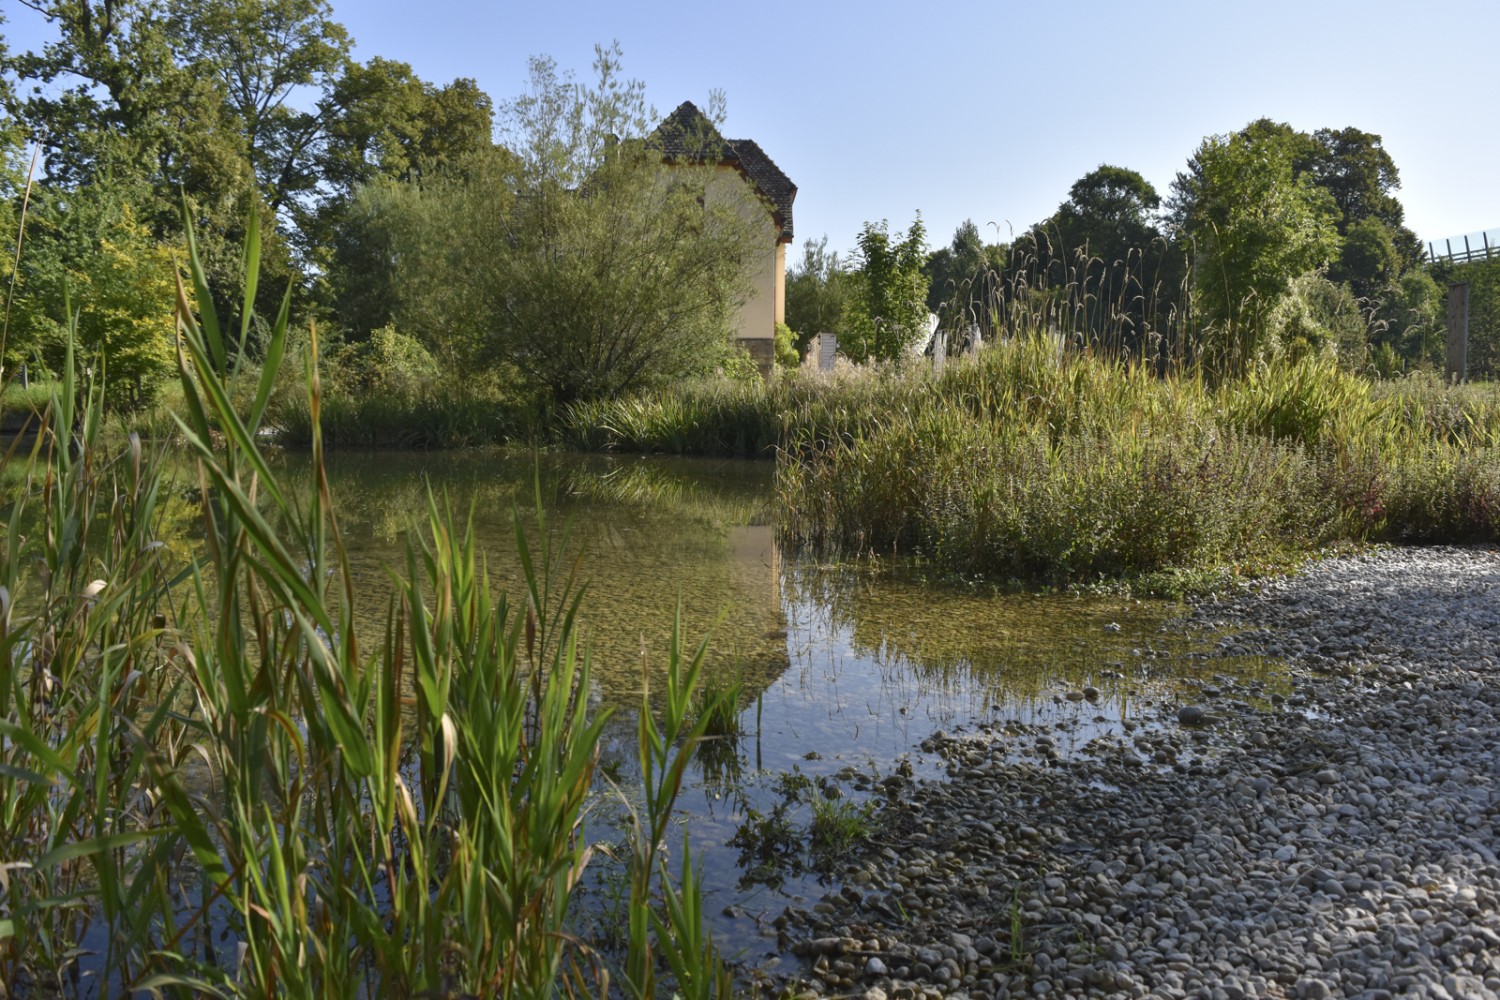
843;214;930;363
0;0;499;398
367;45;759;403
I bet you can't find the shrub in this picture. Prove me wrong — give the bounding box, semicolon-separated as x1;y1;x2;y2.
775;321;800;368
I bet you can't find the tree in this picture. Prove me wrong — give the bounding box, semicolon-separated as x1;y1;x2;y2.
1332;215;1401;301
844;213;929;363
373;45;758;403
1010;166;1185;356
924;219;989;320
167;0;350;227
319;58;492;196
1367;268;1444;374
784;236;853;354
1171;120;1423;306
11;187;178;408
1171;129;1340;368
1307;126;1420;265
2;1;317;324
316;57;493;336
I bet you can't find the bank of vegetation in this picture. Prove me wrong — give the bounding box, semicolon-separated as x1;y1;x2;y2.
558;342;1499;588
0;227;736;996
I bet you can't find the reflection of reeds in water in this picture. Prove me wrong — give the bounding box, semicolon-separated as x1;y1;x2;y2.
564;458;772;528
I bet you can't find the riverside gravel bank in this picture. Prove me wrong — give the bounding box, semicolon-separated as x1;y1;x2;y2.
765;546;1500;1000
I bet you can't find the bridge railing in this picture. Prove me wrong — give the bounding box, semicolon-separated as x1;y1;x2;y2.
1428;229;1500;265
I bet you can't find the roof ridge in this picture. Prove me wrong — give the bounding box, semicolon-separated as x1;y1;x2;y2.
653;102;796;242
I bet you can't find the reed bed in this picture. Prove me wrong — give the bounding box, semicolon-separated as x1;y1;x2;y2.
0;215;733;998
771;339;1500;587
271;385;523;449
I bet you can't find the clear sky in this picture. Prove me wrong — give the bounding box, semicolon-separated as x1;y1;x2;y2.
6;0;1497;258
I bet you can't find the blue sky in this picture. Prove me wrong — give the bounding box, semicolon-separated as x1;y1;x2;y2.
7;0;1497;258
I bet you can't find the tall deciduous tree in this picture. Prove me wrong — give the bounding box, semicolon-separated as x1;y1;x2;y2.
166;0;350;246
1171;130;1340;368
1172;120;1423;307
3;0;320;323
845;213;930;363
315;56;493;335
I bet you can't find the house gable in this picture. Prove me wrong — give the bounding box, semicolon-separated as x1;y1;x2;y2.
653;101;796;245
653;101;795;374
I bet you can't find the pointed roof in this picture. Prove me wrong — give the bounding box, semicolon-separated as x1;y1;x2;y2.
652;101;797;243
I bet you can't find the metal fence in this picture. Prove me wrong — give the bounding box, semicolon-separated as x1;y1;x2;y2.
1427;229;1500;265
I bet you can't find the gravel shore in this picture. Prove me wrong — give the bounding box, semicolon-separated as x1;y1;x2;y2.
767;546;1500;1000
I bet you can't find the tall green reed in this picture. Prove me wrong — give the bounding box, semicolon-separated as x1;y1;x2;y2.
0;206;736;997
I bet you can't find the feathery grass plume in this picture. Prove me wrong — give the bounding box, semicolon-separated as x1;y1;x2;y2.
774;336;1499;587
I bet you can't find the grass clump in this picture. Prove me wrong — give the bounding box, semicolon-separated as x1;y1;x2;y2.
774;336;1500;588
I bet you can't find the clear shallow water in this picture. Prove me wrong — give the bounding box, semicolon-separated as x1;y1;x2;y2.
285;450;1278;962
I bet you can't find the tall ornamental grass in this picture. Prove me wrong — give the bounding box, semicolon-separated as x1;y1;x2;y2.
0;211;733;998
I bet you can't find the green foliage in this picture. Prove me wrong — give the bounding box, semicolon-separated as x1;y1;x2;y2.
10;193;179;410
774;339;1500;586
1305;125;1420;267
0;209;732;996
785;235;854;354
1333;215;1402;300
270;324;523;448
1435;255;1500;379
1263;272;1368;368
325;323;440;395
926;220;1012;355
926;218;990;314
169;0;351;222
560;376;779;457
720;345;763;383
1011;167;1185;357
1173;128;1341;369
809;797;875;863
316;56;494;333
373;45;757;403
774;320;800;368
844;213;931;362
3;0;493;328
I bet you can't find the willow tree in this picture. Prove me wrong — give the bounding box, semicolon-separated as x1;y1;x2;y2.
368;44;757;403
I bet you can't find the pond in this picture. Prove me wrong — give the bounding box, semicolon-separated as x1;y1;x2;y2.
280;450;1273;966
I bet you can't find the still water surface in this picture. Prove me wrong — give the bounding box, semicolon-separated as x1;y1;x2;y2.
290;449;1261;960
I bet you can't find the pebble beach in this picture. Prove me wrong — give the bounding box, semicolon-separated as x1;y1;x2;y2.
768;546;1500;1000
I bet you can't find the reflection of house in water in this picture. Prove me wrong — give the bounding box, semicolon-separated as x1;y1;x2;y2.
714;522;790;699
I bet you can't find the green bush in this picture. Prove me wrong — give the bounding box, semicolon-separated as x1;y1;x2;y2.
775;321;800;368
326;324;442;396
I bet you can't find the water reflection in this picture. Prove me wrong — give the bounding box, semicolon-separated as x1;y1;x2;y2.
301;450;793;705
274;450;1273;955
